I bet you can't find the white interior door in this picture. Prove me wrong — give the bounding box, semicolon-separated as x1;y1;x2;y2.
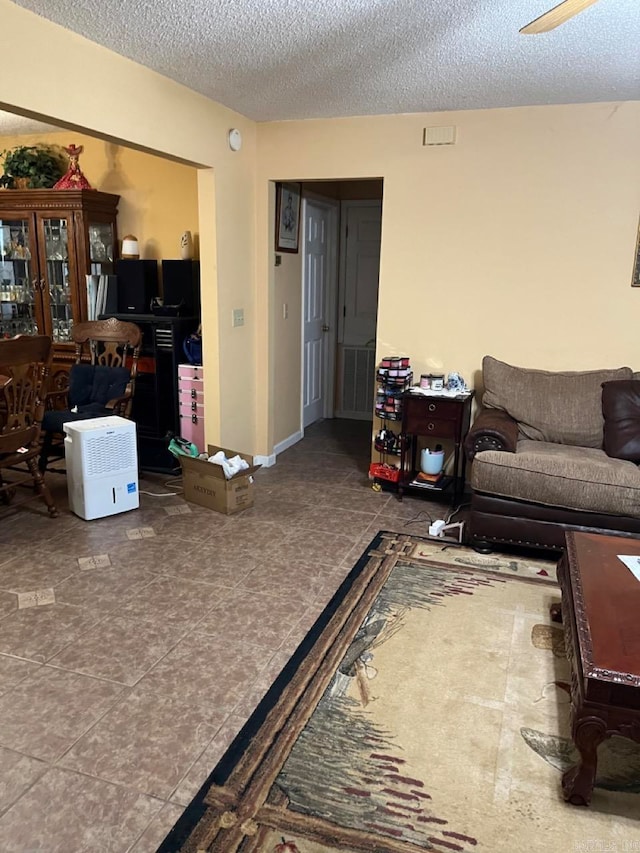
303;199;331;428
340;200;382;347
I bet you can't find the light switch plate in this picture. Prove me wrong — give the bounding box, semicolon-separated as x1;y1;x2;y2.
233;308;244;327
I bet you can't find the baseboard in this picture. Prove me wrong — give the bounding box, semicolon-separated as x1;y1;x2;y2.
254;453;276;468
255;429;304;468
275;430;304;456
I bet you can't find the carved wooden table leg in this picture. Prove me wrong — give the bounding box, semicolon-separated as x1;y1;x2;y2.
562;715;607;806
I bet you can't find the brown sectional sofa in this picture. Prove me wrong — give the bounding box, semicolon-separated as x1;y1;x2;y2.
464;356;640;552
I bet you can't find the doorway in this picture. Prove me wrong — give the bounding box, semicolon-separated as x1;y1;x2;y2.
301;179;383;431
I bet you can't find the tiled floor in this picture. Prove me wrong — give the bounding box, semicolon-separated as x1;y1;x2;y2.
0;419;452;852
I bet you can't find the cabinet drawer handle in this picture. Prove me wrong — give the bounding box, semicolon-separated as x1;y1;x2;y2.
428;403;436;412
191;389;197;398
192;414;198;424
427;422;435;431
191;401;197;411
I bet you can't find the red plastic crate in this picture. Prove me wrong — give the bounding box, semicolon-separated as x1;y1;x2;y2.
369;462;401;483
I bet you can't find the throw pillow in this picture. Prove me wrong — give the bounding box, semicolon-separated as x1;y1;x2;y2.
482;356;633;448
602;380;640;462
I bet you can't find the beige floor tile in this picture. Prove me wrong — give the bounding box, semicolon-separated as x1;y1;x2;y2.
261;528;362;568
196;588;304;649
105;538;203;574
153;540;259;586
0;767;163;853
297;505;380;538
151;510;230;543
0;747;47;815
60;689;226;799
0;549;81;594
0;418;377;846
0;603;100;663
54;564;155;612
0;666;125;761
114;575;223;629
0;591;16;621
171;714;248;806
0;654;41;697
130;801;186;852
49;614;186;685
237;495;312;523
136;630;267;711
238;559;326;604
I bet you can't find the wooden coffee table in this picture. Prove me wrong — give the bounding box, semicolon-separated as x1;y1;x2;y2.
556;531;640;805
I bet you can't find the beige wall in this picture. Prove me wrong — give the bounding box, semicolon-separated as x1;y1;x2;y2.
1;0;257;453
5;0;640;461
258;102;640;448
0;130;199;265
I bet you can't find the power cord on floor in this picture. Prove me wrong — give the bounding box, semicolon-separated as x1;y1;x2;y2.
445;502;470;524
139;475;184;497
402;510;433;528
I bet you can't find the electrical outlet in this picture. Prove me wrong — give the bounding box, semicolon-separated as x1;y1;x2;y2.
232;308;244;327
283;303;288;319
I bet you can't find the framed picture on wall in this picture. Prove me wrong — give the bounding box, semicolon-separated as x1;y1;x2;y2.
632;215;640;287
275;181;301;253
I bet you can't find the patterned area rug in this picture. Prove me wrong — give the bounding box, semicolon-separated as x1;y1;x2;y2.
159;532;640;852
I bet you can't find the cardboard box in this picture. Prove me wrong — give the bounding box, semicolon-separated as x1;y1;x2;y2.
180;445;261;514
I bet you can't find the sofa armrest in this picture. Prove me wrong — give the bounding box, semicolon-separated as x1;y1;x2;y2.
464;408;519;460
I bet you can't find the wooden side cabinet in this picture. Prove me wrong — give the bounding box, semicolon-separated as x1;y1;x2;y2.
0;189;119;384
399;391;475;503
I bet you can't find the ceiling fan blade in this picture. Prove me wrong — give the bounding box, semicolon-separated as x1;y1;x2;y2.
520;0;601;34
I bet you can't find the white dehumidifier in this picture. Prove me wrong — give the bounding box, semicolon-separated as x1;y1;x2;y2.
64;416;139;520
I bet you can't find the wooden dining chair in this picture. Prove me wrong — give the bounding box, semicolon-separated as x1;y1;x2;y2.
0;334;57;517
39;317;142;473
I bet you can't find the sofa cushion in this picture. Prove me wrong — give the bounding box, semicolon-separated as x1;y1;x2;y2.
472;440;640;519
602;380;640;462
482;356;632;448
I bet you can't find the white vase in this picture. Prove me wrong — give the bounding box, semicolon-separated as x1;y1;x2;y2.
180;230;193;260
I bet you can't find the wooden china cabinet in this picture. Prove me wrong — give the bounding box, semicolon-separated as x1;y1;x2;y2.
0;189;119;385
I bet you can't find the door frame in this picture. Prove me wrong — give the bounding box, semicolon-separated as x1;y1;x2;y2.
300;191;340;429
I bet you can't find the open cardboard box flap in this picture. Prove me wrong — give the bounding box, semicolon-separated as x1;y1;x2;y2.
179;445;261;480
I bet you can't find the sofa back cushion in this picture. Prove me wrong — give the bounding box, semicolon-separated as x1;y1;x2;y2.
482;356;633;447
602;380;640;462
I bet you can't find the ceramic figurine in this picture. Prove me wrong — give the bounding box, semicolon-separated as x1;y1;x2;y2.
180;230;194;260
53;144;93;190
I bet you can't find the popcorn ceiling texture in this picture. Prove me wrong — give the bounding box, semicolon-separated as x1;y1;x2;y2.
11;0;640;121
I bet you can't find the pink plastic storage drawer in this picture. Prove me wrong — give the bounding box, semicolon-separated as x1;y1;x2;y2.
178;363;203;382
179;387;204;406
179;399;205;450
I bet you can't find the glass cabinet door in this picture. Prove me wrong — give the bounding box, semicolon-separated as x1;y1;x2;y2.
41;217;74;343
88;221;115;274
0;218;39;337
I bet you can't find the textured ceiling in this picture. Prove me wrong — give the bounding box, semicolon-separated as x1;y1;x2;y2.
10;0;640;122
0;112;60;136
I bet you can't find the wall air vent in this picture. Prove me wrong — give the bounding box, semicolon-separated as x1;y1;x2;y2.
423;126;457;146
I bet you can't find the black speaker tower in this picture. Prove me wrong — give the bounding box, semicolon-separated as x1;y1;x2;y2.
116;260;159;314
162;260;201;318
